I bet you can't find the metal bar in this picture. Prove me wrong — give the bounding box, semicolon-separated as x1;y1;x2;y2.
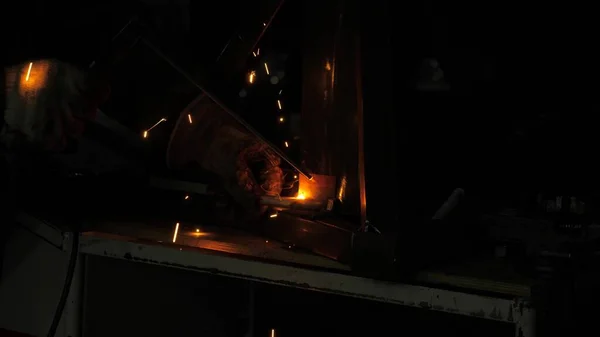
141;37;312;180
80;233;531;326
248;0;286;55
14;212;64;250
355;35;367;227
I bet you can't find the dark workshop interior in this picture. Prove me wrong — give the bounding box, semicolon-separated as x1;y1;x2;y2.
1;1;600;336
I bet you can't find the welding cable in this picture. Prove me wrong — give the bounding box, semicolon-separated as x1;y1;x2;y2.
47;231;79;337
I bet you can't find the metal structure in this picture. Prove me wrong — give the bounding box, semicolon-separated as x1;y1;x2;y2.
1;212;535;337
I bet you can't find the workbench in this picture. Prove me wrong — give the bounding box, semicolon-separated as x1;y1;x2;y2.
0;212;536;337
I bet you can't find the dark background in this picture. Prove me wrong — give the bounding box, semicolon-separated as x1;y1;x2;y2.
4;0;600;235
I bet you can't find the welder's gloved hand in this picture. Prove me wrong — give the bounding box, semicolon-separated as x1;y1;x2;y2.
168;101;284;219
2;59;109;152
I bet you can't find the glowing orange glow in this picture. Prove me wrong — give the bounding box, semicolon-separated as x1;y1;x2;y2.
277;100;282;110
187;114;193;124
325;61;332;71
293;175;298;179
284;141;289;148
296;174;336;202
172;222;180;243
184;195;189;200
19;60;50;92
271;329;275;337
191;230;209;237
25;62;33;82
142;118;166;139
270;213;278;218
264;62;270;75
279;116;284;122
338;176;347;202
248;70;256;84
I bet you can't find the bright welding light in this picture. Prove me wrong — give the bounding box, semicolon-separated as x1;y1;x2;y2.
271;329;275;337
172;222;180;243
296;192;306;200
279;116;284;123
143;130;148;138
25;62;33;82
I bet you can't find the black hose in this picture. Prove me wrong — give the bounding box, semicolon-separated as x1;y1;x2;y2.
47;231;80;337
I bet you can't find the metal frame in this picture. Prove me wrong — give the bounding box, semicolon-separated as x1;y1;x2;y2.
79;233;535;337
10;212;535;337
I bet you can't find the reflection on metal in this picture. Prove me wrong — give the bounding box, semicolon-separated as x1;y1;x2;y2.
337;175;347;202
298;174;336;202
301;0;362;219
355;36;367;226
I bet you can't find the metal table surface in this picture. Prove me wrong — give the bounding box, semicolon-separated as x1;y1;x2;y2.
16;212;536;337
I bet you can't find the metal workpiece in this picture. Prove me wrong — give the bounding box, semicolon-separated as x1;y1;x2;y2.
79;231;535;337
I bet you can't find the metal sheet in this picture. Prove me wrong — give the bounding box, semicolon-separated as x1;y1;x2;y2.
301;0;362;220
359;0;397;229
79;232;536;335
